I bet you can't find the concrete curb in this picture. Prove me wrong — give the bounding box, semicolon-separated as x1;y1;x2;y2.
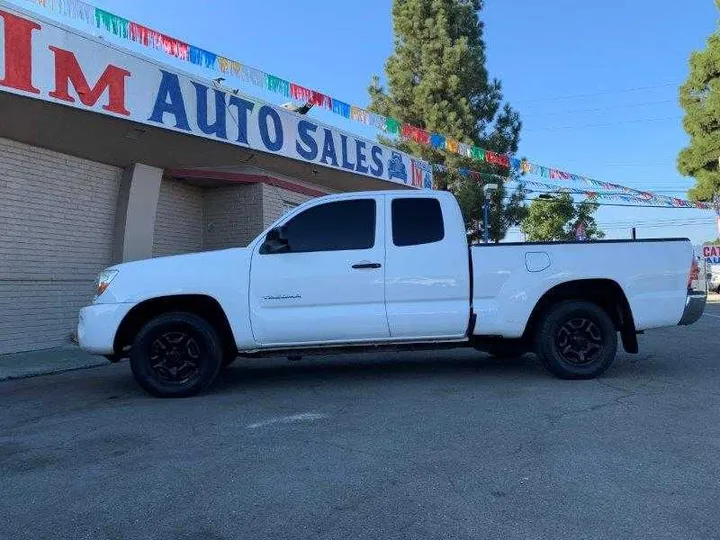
0;347;107;382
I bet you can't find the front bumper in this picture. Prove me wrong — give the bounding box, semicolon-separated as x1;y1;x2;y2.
678;292;707;326
77;303;134;355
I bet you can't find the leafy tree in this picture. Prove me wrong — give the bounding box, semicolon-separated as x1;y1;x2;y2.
678;1;720;202
521;194;605;241
368;0;524;242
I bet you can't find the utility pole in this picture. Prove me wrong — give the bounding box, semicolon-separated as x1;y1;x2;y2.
482;183;498;244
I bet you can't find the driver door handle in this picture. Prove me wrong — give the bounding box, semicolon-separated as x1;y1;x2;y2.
352;262;382;269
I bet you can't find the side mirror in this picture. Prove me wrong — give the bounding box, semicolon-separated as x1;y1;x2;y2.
260;226;290;254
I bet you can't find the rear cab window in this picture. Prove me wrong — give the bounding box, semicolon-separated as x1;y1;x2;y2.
391;198;445;247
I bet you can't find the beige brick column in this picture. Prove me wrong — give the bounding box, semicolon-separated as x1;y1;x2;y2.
112;164;163;263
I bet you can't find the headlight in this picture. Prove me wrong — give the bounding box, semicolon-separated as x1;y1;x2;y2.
94;269;118;300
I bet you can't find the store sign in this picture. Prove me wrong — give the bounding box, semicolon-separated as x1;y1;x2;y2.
0;6;433;189
703;245;720;264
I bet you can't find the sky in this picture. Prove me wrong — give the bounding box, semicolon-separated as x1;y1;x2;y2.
13;0;720;244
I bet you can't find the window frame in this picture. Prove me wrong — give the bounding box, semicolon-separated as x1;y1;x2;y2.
263;198;377;255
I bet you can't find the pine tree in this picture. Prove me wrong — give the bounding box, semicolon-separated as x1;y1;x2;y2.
678;1;720;202
521;194;604;242
368;0;524;242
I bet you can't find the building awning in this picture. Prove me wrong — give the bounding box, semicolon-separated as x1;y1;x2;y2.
0;3;434;194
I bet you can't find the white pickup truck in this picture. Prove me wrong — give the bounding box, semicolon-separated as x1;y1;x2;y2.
78;190;706;397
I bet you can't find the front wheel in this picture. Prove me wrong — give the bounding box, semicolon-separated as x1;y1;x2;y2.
534;300;618;380
129;312;224;397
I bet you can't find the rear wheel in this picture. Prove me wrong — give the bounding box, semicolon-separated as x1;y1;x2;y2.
534;300;618;379
129;312;224;397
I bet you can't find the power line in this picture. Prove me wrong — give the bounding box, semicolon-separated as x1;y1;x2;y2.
521;99;677;118
524;115;682;132
513;82;680;105
600;219;716;227
515;195;709;210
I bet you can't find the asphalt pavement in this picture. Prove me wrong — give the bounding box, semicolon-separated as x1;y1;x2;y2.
1;305;719;540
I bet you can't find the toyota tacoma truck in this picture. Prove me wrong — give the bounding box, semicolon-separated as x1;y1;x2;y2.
78;190;706;397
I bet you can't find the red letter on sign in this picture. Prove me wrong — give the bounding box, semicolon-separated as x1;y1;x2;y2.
0;10;41;94
704;246;711;258
48;46;131;116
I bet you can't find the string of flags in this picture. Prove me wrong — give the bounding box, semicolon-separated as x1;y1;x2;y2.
439;166;709;208
23;0;714;211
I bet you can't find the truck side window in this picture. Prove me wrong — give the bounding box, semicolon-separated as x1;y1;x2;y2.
392;198;445;247
281;199;376;253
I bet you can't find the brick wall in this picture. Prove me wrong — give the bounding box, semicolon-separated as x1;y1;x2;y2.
261;183;314;228
153;179;204;257
203;183;264;250
0;137;121;354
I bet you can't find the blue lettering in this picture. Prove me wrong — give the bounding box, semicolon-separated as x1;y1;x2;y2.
355;140;368;174
340;135;355;170
296;120;319;160
370;146;384;176
149;70;190;130
228;95;255;144
320;129;338;167
258;105;283;151
192;82;227;140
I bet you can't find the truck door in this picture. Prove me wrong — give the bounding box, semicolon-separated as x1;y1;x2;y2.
384;194;471;339
249;196;389;346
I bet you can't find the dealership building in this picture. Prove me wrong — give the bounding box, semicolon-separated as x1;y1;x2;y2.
0;4;432;355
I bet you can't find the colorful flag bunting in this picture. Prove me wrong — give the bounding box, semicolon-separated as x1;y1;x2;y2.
430;134;446;149
240;65;265;87
309;91;331;109
189;46;217;69
351;107;370;124
266;75;290;98
217;57;242;76
385;118;401;135
95;8;129;39
23;0;711;211
331;99;351;118
368;113;386;129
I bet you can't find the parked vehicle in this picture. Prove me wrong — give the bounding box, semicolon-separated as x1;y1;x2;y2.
78;190;706;397
710;269;720;293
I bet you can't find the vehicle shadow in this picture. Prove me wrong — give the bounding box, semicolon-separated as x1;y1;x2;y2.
212;351;545;393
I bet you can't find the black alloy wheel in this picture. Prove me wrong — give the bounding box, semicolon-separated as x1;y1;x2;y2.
535;300;618;379
149;330;203;384
554;317;604;366
130;312;223;398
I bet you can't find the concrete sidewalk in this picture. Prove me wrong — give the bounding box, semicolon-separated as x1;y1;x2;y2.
0;346;107;382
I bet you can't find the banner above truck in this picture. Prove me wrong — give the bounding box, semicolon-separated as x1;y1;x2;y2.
0;4;433;189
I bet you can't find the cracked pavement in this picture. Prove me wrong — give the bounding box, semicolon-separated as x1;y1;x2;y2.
1;304;719;540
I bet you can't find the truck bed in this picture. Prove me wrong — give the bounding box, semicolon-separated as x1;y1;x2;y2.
470;238;693;338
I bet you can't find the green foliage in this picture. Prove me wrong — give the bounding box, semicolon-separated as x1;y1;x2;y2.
678;2;720;201
704;238;720;245
368;0;523;242
521;194;605;241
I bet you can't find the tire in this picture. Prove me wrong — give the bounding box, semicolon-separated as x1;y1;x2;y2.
129;312;224;398
534;300;618;380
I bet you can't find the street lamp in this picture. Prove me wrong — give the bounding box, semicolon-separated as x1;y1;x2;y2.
483;183;498;244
